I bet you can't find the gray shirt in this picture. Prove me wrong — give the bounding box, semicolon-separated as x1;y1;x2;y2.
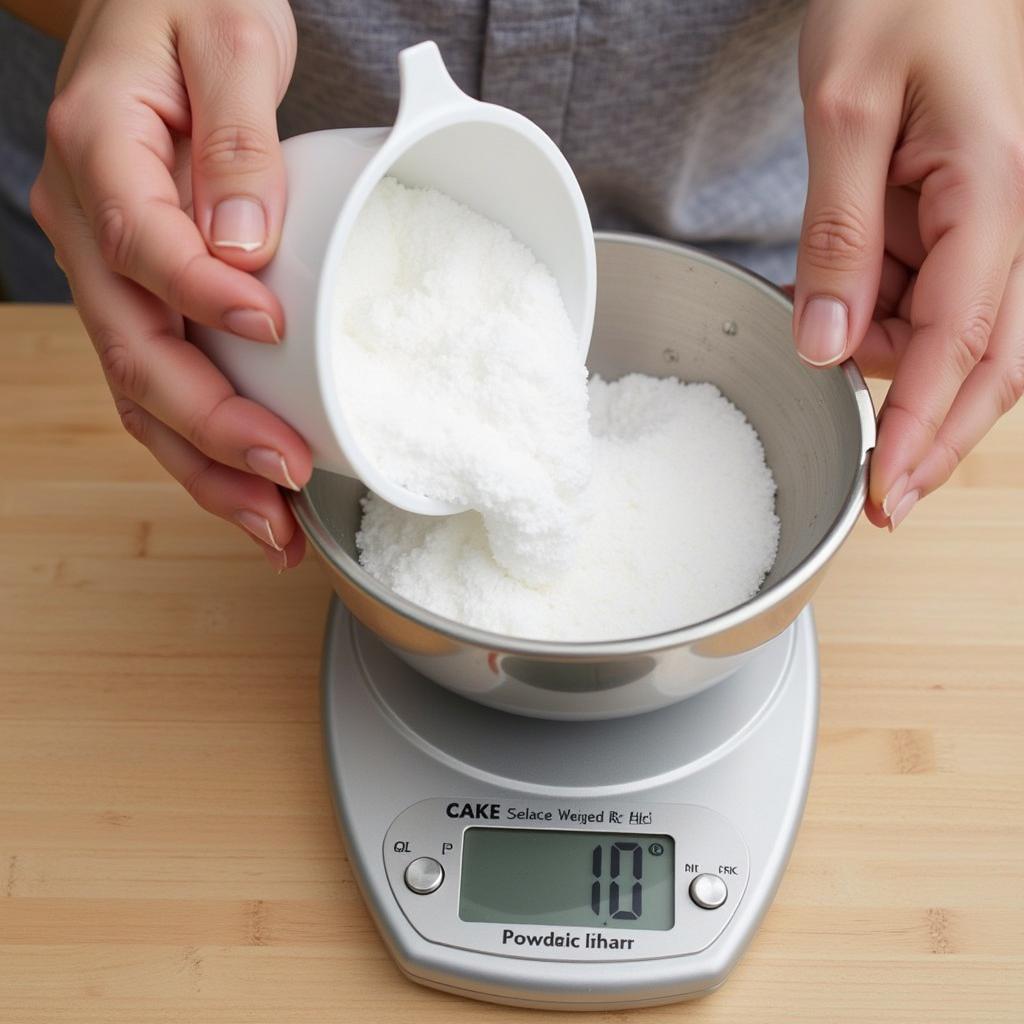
0;1;807;301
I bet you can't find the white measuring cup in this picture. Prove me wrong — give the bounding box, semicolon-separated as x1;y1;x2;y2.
188;40;596;515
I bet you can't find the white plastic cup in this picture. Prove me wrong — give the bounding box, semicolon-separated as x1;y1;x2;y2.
188;40;596;515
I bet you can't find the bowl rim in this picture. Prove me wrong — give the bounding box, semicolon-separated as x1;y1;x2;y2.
293;231;876;658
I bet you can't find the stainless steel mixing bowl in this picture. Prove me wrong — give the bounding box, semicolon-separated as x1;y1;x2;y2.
292;233;876;719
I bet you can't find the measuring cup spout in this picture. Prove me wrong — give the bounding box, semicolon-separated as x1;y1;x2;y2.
394;41;474;131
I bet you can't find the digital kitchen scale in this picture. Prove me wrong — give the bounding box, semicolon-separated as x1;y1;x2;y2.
322;598;818;1010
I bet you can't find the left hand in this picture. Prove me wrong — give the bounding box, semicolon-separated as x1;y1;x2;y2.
794;0;1024;529
30;0;308;571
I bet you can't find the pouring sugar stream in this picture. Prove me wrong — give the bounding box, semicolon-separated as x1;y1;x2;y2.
333;176;592;586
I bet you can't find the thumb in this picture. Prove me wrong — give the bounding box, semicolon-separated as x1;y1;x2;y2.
794;86;897;367
179;9;296;271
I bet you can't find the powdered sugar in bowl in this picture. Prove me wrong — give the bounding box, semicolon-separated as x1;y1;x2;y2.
292;235;876;720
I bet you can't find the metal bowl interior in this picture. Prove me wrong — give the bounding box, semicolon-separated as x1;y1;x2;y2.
294;233;874;660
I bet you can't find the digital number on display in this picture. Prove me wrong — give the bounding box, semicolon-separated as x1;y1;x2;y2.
459;828;675;931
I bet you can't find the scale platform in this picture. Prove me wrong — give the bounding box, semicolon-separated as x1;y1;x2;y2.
321;598;818;1010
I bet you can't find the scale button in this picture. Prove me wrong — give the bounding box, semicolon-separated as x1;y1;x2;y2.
404;857;444;895
689;873;728;910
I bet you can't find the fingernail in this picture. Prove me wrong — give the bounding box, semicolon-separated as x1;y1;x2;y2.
233;509;282;550
244;532;289;573
222;308;280;344
887;489;919;532
882;472;910;519
246;446;301;491
212;196;266;252
797;296;848;366
260;543;288;574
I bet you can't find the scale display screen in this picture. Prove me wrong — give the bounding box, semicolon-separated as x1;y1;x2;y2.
459;828;674;930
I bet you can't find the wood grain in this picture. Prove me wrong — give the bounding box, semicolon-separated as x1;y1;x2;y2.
1;304;1022;1023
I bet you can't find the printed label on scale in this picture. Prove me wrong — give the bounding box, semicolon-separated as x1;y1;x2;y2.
445;800;655;826
501;927;639;950
382;798;750;963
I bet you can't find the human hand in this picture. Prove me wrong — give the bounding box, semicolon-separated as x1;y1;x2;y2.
794;0;1024;530
30;0;310;570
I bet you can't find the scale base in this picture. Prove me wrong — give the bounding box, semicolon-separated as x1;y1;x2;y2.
321;600;819;1010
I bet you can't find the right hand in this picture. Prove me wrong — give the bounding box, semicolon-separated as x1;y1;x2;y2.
31;0;310;571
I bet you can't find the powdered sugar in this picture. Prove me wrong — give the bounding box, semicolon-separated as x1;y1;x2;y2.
333;177;591;585
357;373;781;642
336;177;780;641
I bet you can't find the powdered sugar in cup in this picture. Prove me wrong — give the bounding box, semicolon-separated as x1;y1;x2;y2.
188;41;595;517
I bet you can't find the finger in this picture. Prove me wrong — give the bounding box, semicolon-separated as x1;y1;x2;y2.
80;256;310;489
853;315;912;380
53;94;283;343
116;396;302;568
794;80;901;366
874;251;911;320
41;156;311;491
870;214;1013;520
178;9;295;270
882;186;926;269
901;262;1024;515
95;312;311;491
857;254;917;377
275;525;307;572
246;530;307;574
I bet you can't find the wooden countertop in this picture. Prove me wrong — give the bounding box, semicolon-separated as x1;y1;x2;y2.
2;304;1022;1023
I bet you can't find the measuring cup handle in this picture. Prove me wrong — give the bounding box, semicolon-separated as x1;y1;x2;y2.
394;40;476;131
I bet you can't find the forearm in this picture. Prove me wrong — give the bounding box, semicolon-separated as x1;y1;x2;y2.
1;0;82;39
